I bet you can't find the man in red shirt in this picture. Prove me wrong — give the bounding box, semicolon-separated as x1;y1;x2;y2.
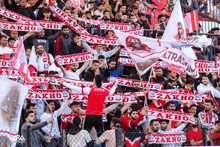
59;75;117;136
209;120;220;145
186;121;203;146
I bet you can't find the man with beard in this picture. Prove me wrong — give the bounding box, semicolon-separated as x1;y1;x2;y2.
137;13;150;37
197;75;220;105
186;121;203;146
105;59;119;81
115;4;127;21
36;44;54;73
84;60;100;81
165;101;180;128
120;107;149;147
151;67;166;85
56;25;71;55
208;120;220;145
40;98;70;147
159;119;188;147
56;60;90;80
155;15;167;30
164;71;183;91
198;99;218;131
120;13;128;23
21;111;54;147
144;119;162;147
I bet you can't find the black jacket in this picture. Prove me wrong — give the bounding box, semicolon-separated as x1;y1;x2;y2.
68;41;83;54
84;67;95;81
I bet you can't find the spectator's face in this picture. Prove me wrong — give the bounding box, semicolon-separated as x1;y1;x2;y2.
96;44;103;51
92;63;99;71
26;113;35;123
98;5;104;11
167;104;175;111
73;36;81;44
140;16;145;22
64;10;71;16
214;30;220;34
1;37;8;47
204;102;212;111
212;74;217;80
130;16;135;22
8;40;15;47
1;16;8;21
202;77;209;85
20;0;27;8
39;30;45;38
38;73;45;77
28;0;35;6
88;3;94;9
71;104;80;113
121;15;127;22
70;63;79;72
160;121;168;130
28;105;37;115
106;31;113;38
132;81;140;90
121;6;126;13
186;83;193;91
48;102;55;112
134;1;140;7
10;31;18;40
109;61;116;70
130;111;138;120
217;3;220;9
62;28;69;36
110;121;114;128
98;58;104;64
133;9;138;15
104;12;110;18
73;9;78;14
161;9;166;15
36;45;45;55
86;13;92;19
160;17;166;22
25;49;31;57
171;71;177;79
43;12;51;18
155;68;163;77
150;121;159;132
181;72;186;81
189;106;196;116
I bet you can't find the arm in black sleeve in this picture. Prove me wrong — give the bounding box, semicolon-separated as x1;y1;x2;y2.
183;106;189;113
10;0;19;12
31;0;44;11
151;30;157;38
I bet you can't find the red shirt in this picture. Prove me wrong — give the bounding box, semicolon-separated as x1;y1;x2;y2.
149;100;166;108
186;128;203;146
85;87;109;115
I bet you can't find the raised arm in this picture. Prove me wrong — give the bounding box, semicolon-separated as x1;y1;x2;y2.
32;118;54;130
24;32;35;41
82;41;93;52
109;84;117;95
59;65;67;76
103;102;120;114
55;98;70;116
79;60;90;74
31;0;44;11
105;46;120;58
48;31;62;41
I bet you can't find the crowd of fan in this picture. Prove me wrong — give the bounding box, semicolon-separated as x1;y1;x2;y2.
1;0;220;147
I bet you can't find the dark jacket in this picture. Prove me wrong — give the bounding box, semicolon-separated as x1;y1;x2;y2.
84;67;95;81
68;41;83;54
137;20;150;36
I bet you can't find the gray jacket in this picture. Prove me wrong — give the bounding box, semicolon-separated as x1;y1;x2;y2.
21;121;48;147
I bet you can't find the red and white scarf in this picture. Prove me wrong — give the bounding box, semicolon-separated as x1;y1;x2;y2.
202;110;215;125
0;57;12;68
148;133;186;144
0;7;31;21
25;77;50;85
39;52;50;73
0;68;21;79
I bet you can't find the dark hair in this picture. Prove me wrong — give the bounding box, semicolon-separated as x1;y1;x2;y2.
46;100;55;105
88;1;94;4
116;88;123;94
159;119;169;124
92;60;99;64
161;8;166;11
133;7;138;10
97;2;104;6
202;75;209;80
106;30;113;35
73;116;81;127
8;37;15;42
26;103;36;110
150;119;159;126
186;78;194;84
205;99;214;105
25;47;31;51
109;59;116;64
121;4;126;7
129;109;138;116
70;101;80;107
157;32;164;37
0;35;7;40
95;75;103;88
48;71;59;75
158;14;166;20
98;55;105;59
24;111;34;119
166;101;175;107
78;13;84;18
37;72;45;77
36;43;44;48
129;14;135;19
215;120;220;124
132;80;139;85
61;25;69;30
216;49;220;54
138;13;145;18
43;8;51;13
103;10;110;14
73;33;81;38
85;11;92;14
64;8;71;12
112;118;122;127
190;104;197;109
122;13;127;16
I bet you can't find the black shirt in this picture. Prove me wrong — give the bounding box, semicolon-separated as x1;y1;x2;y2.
164;79;182;89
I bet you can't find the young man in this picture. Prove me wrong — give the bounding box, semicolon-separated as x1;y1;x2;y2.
94;2;104;18
115;4;127;21
186;122;203;146
21;111;54;147
137;13;150;36
198;99;218;131
68;33;82;54
7;37;15;48
151;67;166;85
59;75;117;136
0;35;13;57
56;25;71;55
36;44;54;73
215;49;220;68
105;59;119;81
84;60;100;81
164;71;183;91
208;120;220;145
40;98;70;147
42;8;53;37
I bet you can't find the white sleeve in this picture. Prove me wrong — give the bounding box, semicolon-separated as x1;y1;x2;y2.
105;46;120;58
54;99;69;116
197;85;206;95
63;82;91;95
40;115;50;135
49;54;54;65
213;88;220;99
174;123;186;131
109;85;117;95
